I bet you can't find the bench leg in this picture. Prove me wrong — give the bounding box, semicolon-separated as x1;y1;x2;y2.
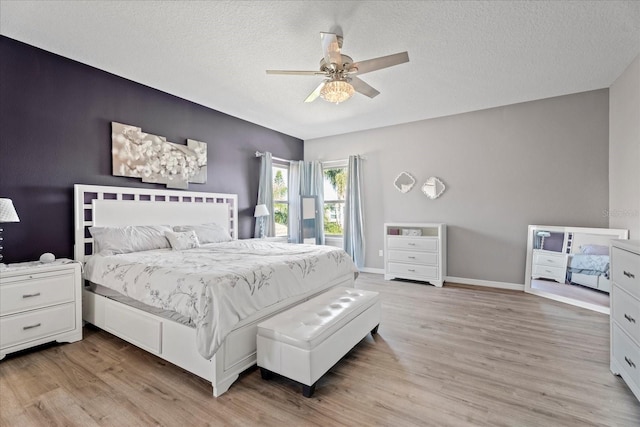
302;382;316;398
371;324;380;335
260;368;274;380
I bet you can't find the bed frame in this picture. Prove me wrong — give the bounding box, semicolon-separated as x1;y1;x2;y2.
568;233;617;294
74;184;354;396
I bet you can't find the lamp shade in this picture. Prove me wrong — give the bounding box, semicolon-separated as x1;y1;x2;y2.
254;204;270;218
0;198;19;223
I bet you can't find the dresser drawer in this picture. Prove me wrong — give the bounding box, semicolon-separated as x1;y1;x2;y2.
388;262;438;280
612;248;640;299
387;237;438;252
387;250;437;265
532;264;566;282
533;251;567;268
0;303;76;349
0;271;75;316
612;323;640;389
612;285;640;340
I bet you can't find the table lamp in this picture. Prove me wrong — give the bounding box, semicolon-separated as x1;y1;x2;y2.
0;198;20;264
254;204;270;238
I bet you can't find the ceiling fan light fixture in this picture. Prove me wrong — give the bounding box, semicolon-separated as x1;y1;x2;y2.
320;80;354;104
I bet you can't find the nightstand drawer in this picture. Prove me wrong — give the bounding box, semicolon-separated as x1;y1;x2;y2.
0;271;75;316
388;262;438;279
387;250;437;265
0;303;75;349
387;237;438;252
612;247;640;299
532;264;566;282
533;251;567;268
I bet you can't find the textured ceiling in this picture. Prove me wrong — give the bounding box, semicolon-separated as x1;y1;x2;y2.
1;1;639;140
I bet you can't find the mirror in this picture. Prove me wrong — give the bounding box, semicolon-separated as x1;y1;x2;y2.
524;225;628;313
393;172;415;193
301;196;318;245
421;177;446;199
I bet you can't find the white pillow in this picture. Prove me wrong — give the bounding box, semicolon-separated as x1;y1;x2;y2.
89;225;172;254
173;223;232;244
165;230;200;250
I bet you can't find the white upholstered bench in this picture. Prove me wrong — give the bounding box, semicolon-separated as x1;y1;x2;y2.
256;287;380;397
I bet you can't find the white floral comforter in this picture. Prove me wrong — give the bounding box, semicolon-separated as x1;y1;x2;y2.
84;240;358;359
568;254;610;278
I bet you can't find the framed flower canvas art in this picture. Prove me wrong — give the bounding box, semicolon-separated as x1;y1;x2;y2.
111;122;207;189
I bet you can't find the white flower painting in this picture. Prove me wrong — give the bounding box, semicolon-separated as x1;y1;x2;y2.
111;122;207;189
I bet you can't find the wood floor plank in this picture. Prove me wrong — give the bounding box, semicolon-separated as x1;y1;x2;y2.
1;273;639;426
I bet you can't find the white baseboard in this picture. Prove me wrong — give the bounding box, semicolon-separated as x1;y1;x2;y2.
445;276;524;291
359;267;384;274
357;269;524;291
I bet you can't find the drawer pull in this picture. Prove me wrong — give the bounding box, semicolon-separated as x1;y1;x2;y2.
408;243;416;246
22;323;42;331
623;271;636;279
408;269;416;272
624;313;636;323
408;256;416;259
545;269;553;274
22;292;41;299
624;356;636;369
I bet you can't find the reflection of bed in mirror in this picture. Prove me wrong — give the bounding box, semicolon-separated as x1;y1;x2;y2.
567;233;614;293
525;225;628;314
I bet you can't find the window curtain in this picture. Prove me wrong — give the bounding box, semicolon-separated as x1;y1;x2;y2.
255;152;275;238
344;155;364;268
287;161;301;243
288;160;325;244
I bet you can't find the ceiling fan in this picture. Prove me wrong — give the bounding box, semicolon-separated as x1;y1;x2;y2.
266;32;409;104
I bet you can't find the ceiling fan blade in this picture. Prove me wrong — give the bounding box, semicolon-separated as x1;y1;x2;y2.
321;32;342;69
351;51;409;75
304;81;326;103
266;70;325;76
350;77;380;98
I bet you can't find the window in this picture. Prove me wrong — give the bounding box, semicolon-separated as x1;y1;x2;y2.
272;163;289;237
323;164;347;236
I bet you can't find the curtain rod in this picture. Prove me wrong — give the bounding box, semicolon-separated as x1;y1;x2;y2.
255;151;367;163
255;151;290;163
320;155;367;162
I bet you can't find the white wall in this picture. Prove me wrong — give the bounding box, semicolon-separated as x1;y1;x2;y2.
305;90;610;285
609;54;640;238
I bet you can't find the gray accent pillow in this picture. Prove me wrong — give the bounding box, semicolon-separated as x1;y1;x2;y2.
165;230;200;250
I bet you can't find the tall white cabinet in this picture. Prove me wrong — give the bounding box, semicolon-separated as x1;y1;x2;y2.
384;223;446;287
610;239;640;401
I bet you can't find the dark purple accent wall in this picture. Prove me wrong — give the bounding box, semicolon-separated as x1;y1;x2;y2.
0;36;303;264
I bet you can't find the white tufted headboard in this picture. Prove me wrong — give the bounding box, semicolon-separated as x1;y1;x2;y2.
74;184;238;263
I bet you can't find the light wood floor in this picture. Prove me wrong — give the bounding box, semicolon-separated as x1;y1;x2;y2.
1;273;639;426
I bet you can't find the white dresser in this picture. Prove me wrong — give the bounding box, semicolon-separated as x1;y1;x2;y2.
0;259;82;359
610;240;640;401
531;249;568;283
384;223;446;287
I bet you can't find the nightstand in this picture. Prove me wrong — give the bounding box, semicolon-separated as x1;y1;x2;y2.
0;259;82;359
531;249;568;283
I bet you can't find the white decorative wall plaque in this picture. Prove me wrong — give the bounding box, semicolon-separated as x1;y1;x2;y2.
111;122;207;189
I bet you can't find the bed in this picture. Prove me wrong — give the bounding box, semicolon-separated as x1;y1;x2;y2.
567;235;613;293
74;184;357;396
